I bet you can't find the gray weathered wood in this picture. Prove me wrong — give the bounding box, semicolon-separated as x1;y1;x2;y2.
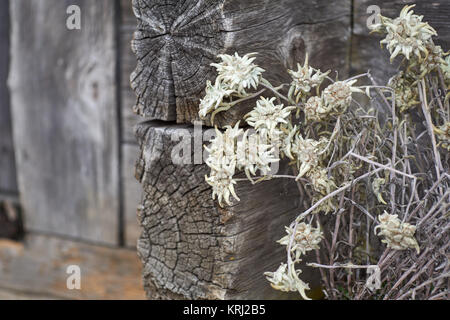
131;0;351;126
123;144;142;247
352;0;450;84
0;234;146;299
8;0;120;244
121;0;141;144
135;121;322;299
0;0;17;195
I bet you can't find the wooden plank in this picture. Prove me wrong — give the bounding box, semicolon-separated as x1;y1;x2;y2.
0;235;146;300
0;0;17;194
122;143;142;248
134;122;322;300
8;0;120;244
120;0;140;144
352;0;450;83
131;0;352;126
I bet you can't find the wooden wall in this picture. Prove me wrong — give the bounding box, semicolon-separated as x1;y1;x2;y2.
0;0;145;299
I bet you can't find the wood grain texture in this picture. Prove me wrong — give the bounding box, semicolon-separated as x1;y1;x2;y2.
352;0;450;83
120;0;141;144
134;121;322;299
0;0;17;194
122;144;142;247
0;235;146;300
131;0;351;126
8;0;120;244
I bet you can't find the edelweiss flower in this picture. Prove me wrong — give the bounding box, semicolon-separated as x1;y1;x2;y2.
211;52;265;94
264;263;311;300
387;72;419;113
417;43;446;76
290;135;328;179
245;97;295;137
303;96;330;121
205;123;243;206
323;80;363;113
374;212;420;253
278;222;323;259
199;80;234;118
205;163;239;207
288;54;330;101
236;130;279;177
371;5;437;61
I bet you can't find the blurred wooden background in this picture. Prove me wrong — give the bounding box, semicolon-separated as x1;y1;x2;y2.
0;0;448;300
0;0;144;299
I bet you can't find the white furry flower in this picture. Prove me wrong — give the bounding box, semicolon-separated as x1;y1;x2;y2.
199;80;234;118
211;52;265;94
264;263;311;300
288;54;329;101
236;130;279;178
374;212;420;253
278;222;323;259
204;123;243;206
322;79;362;113
246;97;295;137
290;135;328;179
371;5;437;61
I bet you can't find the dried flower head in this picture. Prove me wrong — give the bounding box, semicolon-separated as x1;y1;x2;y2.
236;130;279;177
278;222;324;259
387;72;419;113
323;80;363;113
264;263;311;300
307;167;336;195
245;97;295;137
211;52;265;94
199;80;234;118
288;54;330;101
291;135;329;179
303;96;330;122
374;212;420;253
370;5;437;61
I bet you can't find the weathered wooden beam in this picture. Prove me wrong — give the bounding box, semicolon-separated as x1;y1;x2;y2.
8;0;120;244
0;234;146;299
0;0;17;195
131;0;351;126
352;0;450;83
134;121;322;299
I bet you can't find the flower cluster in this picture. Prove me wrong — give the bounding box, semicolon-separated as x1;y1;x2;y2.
374;212;420;253
204;122;279;206
322;80;363;114
387;72;419;113
278;222;323;259
245;97;295;138
264;263;311;300
287;54;330;102
199;80;234;118
199;53;265;120
370;5;437;62
212;52;265;94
